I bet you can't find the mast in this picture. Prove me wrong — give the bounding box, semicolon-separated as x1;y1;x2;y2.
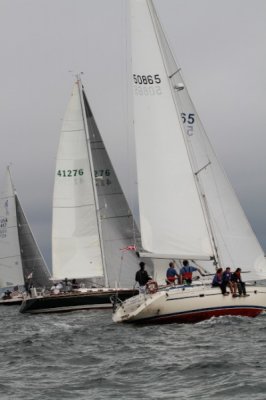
77;75;109;287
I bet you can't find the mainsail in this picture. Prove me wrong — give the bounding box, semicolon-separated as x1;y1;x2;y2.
129;0;266;281
52;81;105;280
130;0;214;259
0;168;24;287
0;167;51;288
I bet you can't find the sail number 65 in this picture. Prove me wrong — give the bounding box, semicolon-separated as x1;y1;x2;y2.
181;113;195;124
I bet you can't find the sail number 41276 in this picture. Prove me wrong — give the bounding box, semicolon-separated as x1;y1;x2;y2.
57;169;84;177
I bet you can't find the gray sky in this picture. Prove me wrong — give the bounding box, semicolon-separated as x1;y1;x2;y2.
0;0;265;269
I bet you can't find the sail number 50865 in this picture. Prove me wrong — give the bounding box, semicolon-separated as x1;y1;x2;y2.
133;74;161;84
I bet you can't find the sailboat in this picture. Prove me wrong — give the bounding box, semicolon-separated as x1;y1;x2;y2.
112;0;266;324
0;166;51;305
20;78;141;314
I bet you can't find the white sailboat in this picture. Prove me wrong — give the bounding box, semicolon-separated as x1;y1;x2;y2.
0;166;51;305
20;78;141;314
113;0;266;324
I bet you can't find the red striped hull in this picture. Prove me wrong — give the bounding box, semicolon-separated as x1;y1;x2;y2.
134;306;264;324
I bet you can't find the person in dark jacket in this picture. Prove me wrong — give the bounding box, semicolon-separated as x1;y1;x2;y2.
135;262;151;292
212;268;228;295
222;267;237;297
232;268;249;296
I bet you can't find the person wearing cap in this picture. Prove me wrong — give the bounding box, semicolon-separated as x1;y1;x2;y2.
135;262;151;292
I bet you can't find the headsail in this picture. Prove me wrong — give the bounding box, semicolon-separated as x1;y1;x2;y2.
129;0;266;281
15;194;51;287
83;89;142;287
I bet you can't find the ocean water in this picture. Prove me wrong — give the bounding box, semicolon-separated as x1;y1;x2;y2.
1;306;266;400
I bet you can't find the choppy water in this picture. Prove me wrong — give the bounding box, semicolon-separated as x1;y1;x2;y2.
1;306;266;400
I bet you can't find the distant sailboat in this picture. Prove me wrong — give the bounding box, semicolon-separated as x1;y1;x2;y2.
0;166;51;305
113;0;266;324
20;78;141;314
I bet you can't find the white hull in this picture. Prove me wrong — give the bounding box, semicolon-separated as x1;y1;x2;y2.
112;284;266;324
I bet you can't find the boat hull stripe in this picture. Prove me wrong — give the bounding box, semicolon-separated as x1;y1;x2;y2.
128;306;266;324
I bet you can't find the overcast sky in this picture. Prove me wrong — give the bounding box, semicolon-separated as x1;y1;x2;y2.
0;0;265;269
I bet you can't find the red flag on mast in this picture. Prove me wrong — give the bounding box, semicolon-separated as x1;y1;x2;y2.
120;245;136;251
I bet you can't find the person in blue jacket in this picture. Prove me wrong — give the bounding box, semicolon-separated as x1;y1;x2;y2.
166;262;180;285
222;267;237;297
180;260;202;284
212;268;228;295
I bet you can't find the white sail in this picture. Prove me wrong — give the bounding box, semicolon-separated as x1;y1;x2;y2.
0;168;24;287
129;0;266;281
129;0;214;259
52;81;104;280
0;167;51;288
83;90;144;287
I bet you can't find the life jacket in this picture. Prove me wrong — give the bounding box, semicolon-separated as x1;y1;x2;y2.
167;276;176;282
214;273;223;285
182;271;192;280
233;272;241;282
223;272;232;282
